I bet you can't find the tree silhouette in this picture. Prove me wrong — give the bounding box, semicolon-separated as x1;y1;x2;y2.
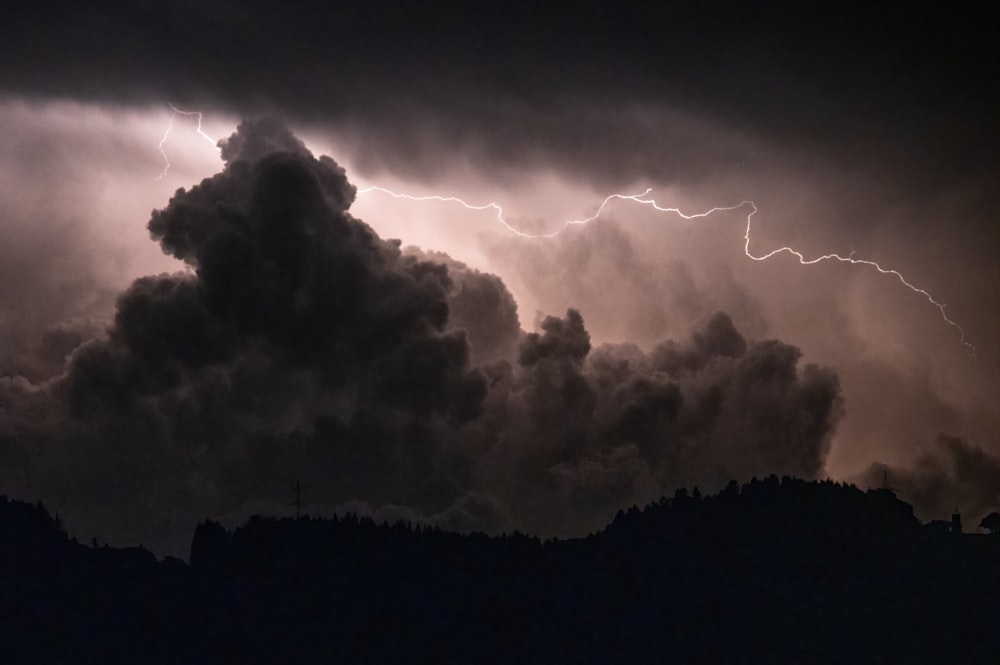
979;511;1000;534
3;482;1000;663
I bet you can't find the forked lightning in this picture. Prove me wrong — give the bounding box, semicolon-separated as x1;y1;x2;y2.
358;185;974;355
153;109;974;355
155;104;218;181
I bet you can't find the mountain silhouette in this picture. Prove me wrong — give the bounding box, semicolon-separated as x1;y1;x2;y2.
1;477;998;663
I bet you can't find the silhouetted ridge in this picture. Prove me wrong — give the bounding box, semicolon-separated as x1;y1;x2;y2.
2;483;999;663
0;496;68;549
609;475;918;540
0;496;191;663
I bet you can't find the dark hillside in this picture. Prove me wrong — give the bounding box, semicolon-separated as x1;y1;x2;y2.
2;478;998;663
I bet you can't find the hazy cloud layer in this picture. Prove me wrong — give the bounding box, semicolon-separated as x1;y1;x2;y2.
0;121;848;554
1;3;995;195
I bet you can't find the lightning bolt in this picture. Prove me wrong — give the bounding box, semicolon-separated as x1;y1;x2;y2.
357;185;975;355
148;107;973;355
155;103;219;181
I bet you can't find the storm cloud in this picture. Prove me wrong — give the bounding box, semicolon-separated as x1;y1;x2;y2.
1;2;995;195
0;120;847;554
0;2;996;529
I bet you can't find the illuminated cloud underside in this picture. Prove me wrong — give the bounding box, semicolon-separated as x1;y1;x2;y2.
356;186;974;355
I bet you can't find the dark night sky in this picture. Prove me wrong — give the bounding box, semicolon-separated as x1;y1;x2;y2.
0;1;998;555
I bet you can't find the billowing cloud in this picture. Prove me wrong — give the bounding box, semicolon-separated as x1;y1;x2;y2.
402;248;521;365
0;120;848;554
0;0;996;563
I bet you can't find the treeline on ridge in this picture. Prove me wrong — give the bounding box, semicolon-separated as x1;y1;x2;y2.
2;477;999;664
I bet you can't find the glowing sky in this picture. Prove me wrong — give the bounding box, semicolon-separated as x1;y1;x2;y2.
0;3;997;553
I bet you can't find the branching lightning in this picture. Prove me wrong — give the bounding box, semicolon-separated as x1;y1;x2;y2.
149;107;973;355
155;104;219;181
357;185;975;355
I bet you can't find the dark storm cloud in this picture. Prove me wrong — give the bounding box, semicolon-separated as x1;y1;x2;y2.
456;308;842;537
0;320;103;384
402;248;521;365
0;120;846;553
138;118;485;422
9;119;488;551
1;2;996;192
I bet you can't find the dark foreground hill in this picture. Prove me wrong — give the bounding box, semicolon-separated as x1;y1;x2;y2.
2;477;999;663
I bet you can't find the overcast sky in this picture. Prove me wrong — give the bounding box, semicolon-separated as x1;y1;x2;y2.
1;2;998;554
